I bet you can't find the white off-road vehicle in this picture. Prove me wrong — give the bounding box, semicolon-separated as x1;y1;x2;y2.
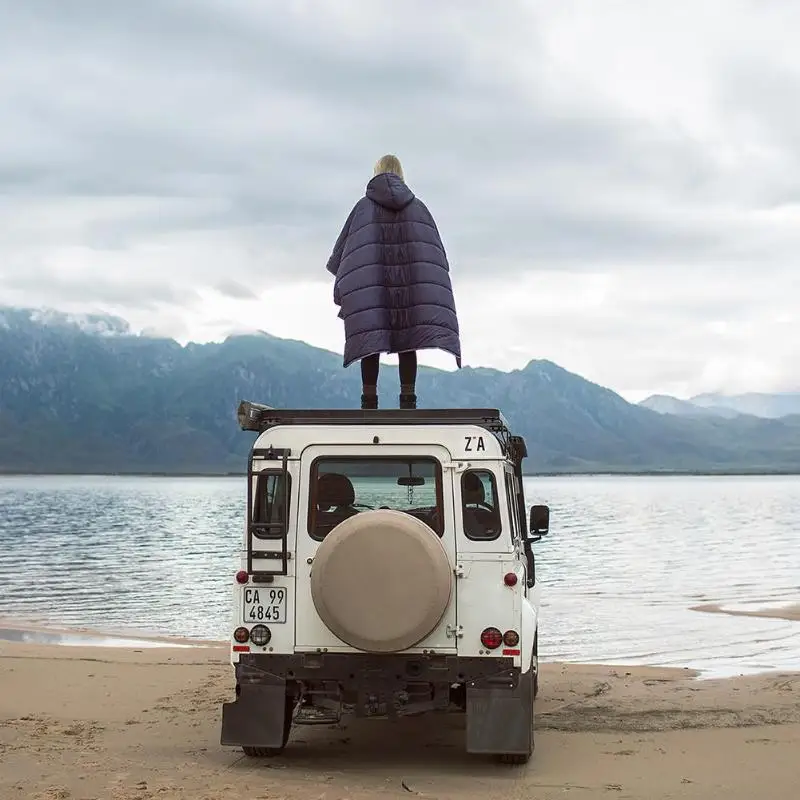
220;403;550;763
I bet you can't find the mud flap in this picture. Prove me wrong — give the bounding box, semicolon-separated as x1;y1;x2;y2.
220;682;288;749
465;667;533;755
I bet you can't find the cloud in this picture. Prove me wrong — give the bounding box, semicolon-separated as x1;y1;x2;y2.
1;0;799;398
214;280;257;301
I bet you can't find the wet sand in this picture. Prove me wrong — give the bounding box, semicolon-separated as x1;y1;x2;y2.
691;601;800;622
1;639;799;800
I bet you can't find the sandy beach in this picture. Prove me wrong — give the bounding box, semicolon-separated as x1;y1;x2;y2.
1;638;798;800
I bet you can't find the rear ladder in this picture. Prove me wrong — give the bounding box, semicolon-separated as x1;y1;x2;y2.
247;447;291;578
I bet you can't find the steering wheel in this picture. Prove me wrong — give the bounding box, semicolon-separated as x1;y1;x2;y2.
467;502;495;514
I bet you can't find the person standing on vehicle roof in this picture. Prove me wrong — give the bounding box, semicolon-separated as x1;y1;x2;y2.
325;154;462;411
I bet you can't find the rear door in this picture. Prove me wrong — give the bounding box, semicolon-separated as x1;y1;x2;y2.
294;444;457;653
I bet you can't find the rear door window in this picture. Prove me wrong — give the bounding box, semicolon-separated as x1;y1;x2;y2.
308;457;443;540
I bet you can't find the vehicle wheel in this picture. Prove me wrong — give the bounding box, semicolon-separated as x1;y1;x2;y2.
241;691;296;757
242;744;282;758
449;682;467;711
499;751;531;765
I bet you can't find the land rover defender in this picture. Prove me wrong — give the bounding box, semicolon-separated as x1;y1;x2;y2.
220;403;550;763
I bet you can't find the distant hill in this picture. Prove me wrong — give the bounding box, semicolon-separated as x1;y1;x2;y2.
690;392;800;419
640;391;800;420
1;306;800;474
639;394;741;419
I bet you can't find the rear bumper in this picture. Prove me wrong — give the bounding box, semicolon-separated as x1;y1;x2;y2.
232;651;517;685
221;652;532;755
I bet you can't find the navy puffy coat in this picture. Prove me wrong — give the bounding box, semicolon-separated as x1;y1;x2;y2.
326;173;462;368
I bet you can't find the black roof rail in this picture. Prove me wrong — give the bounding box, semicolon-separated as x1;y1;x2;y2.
237;401;512;436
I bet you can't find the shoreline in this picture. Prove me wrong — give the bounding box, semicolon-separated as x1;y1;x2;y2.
1;639;798;800
3;600;798;645
0;619;227;650
1;613;797;682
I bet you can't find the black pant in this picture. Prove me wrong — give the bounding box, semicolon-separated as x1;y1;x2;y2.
361;351;417;392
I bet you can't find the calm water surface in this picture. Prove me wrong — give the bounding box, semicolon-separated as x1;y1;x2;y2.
0;474;798;677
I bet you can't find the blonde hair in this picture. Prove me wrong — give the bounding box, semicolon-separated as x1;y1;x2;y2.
373;154;404;181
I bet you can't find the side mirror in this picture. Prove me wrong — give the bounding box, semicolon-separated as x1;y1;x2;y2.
528;504;549;540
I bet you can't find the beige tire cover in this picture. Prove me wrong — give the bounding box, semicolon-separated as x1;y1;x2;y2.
310;509;452;652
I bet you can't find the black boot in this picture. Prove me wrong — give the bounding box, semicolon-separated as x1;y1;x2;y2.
361;386;378;410
399;385;416;410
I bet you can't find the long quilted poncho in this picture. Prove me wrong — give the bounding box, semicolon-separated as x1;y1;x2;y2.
326;172;462;369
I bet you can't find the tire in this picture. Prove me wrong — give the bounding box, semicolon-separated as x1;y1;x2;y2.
310;509;452;652
533;629;539;700
241;691;296;757
499;751;532;765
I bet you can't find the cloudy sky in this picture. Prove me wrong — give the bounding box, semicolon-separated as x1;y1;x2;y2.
1;0;798;401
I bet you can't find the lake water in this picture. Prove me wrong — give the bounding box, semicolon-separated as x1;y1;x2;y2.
0;474;798;678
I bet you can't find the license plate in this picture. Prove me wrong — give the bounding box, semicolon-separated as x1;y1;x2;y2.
243;586;287;624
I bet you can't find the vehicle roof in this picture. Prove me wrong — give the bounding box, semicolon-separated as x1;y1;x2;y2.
238;401;526;463
238;402;512;436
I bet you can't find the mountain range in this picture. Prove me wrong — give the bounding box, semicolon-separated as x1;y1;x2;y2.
640;392;800;420
1;306;799;474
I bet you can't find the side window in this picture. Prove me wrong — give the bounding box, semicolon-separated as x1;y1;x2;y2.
512;470;528;538
504;469;521;543
461;470;502;540
252;471;291;537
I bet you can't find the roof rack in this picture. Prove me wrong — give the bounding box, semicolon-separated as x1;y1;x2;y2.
237;401;511;436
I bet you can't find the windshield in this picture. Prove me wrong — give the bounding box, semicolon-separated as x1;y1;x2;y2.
308;457;442;539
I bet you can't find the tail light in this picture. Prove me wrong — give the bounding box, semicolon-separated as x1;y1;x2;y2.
233;627;249;644
480;627;503;650
503;630;520;647
503;572;518;587
235;570;249;584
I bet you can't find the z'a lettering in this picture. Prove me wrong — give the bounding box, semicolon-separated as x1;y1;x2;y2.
464;435;485;452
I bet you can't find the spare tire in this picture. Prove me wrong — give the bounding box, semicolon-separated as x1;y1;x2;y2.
310;509;452;652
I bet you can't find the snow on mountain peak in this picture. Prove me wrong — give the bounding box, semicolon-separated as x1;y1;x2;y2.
24;308;131;336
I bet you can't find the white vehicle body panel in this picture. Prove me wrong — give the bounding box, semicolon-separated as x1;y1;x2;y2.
230;419;542;673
